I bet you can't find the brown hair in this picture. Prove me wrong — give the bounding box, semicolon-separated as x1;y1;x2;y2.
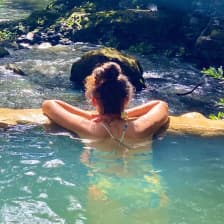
85;62;134;115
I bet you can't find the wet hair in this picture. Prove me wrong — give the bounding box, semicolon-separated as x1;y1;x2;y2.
85;62;134;115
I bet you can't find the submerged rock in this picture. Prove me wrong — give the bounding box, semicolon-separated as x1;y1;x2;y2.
5;63;27;76
0;47;10;58
70;47;146;91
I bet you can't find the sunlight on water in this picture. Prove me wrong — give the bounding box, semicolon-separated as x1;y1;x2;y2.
0;42;223;115
0;126;224;224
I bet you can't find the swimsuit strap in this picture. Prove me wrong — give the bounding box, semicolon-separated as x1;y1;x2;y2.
120;122;129;142
100;122;115;140
100;121;132;150
101;121;128;141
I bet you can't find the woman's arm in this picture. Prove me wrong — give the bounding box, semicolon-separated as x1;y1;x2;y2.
125;100;163;119
42;100;96;135
53;100;98;119
131;101;169;136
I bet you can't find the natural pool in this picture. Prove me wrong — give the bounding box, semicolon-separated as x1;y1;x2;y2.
0;125;224;224
1;1;224;223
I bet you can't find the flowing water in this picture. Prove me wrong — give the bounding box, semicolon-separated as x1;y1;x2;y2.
0;0;49;22
0;1;223;115
0;42;223;115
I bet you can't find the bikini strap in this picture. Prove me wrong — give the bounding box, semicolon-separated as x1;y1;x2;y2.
120;121;128;142
100;121;128;142
101;121;132;150
100;122;115;140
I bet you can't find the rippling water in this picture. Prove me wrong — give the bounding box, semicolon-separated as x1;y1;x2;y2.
0;42;223;115
0;0;49;22
0;2;223;115
0;126;224;223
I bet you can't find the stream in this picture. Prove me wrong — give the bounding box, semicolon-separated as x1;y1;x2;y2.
0;0;49;22
0;0;223;116
0;42;223;116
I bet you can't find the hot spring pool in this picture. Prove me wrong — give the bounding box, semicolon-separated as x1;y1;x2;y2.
0;125;224;224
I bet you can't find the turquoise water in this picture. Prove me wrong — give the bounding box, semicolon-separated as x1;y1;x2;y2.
0;125;224;224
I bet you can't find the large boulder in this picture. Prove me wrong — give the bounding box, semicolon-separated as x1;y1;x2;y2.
70;47;146;91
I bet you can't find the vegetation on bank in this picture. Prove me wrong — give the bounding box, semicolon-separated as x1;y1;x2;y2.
0;0;223;67
202;66;224;120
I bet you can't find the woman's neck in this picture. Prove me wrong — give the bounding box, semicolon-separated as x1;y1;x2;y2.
100;113;122;120
93;113;123;123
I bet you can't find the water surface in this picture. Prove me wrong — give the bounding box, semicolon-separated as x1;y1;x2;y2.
0;43;223;115
0;126;224;223
0;0;49;22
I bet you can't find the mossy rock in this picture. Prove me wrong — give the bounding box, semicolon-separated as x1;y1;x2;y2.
0;47;9;58
69;9;183;50
70;47;145;91
210;29;224;40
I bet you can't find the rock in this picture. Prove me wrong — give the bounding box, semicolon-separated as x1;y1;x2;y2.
0;108;223;137
0;47;10;58
194;17;224;66
5;63;27;76
195;34;224;66
70;47;145;91
168;112;224;137
69;9;183;50
0;108;49;127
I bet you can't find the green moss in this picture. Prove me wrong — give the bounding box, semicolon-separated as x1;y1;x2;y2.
88;48;139;69
210;29;224;40
64;12;90;29
25;9;61;30
128;42;155;55
70;47;145;91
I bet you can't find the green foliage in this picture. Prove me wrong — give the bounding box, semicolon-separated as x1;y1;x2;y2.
0;30;14;41
201;66;223;79
209;98;224;120
65;12;90;29
209;111;224;120
128;42;155;55
202;66;224;120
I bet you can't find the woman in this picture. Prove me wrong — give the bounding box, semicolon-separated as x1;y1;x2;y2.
43;62;169;223
42;62;168;143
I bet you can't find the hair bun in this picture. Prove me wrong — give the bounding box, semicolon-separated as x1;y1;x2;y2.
94;62;122;85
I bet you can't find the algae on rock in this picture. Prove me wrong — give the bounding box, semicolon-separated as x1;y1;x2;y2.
70;47;145;91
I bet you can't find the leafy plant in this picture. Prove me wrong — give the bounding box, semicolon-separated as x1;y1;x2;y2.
202;66;224;120
0;30;15;41
201;66;223;79
209;111;224;120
